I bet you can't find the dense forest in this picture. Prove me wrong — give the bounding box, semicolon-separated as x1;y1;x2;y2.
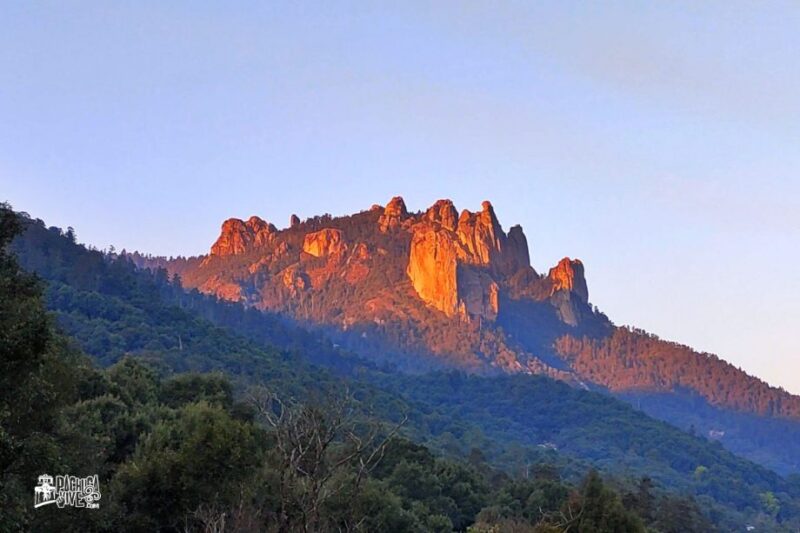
555;330;800;418
5;204;800;531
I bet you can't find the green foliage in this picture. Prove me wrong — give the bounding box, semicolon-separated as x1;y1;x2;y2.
111;401;263;530
574;470;644;533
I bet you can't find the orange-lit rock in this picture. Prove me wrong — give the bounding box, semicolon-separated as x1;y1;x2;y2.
302;228;346;258
456;201;503;265
453;201;529;275
210;219;250;256
351;242;370;261
547;257;588;326
407;224;460;315
210;216;276;256
280;264;310;296
425;199;459;231
343;243;371;284
199;276;243;301
406;200;531;320
548;257;588;302
378;196;408;232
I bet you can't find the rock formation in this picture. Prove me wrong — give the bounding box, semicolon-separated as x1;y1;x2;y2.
548;258;588;302
176;196;600;380
406;200;531;321
547;258;589;326
425;199;459;231
200;200;586;328
210;216;277;256
378;196;409;232
280;264;310;296
407;224;460;315
457;268;499;320
302;228;346;258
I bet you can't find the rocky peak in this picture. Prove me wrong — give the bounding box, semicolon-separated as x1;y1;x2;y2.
548;257;588;302
290;214;300;228
456;202;502;265
507;225;530;272
425;199;459;231
379;196;409;232
407;200;530;321
545;258;589;327
210;216;276;256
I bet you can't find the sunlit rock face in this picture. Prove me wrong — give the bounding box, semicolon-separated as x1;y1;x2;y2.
189;196;594;375
406;200;531;321
210;216;277;256
407;223;460;316
547;258;588;326
302;228;345;258
378;196;409;232
548;258;588;302
201;199;589;329
424;199;459;231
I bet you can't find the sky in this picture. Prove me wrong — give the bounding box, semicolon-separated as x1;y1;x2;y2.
1;2;799;393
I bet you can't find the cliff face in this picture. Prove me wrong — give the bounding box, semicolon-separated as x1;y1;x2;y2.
548;258;588;302
547;258;589;326
172;197;598;376
406;200;529;321
407;224;460;316
302;228;345;258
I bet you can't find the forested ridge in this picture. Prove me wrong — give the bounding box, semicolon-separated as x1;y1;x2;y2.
4;205;800;531
155;200;800;423
555;330;800;418
128;201;800;476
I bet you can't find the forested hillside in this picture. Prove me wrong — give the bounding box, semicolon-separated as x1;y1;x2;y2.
7;206;800;530
3;206;667;531
143;198;800;476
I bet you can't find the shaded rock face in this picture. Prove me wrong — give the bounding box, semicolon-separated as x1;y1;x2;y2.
457;267;499;320
302;228;345;258
507;225;530;274
290;214;300;228
210;216;277;256
406;200;530;321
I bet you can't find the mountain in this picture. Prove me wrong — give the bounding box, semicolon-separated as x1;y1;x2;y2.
2;206;674;532
9;206;800;530
140;196;800;475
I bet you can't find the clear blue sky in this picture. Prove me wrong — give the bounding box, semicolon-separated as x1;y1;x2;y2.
2;2;799;393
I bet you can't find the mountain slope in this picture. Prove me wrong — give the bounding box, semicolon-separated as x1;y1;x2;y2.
139;196;800;474
11;208;800;529
1;206;672;532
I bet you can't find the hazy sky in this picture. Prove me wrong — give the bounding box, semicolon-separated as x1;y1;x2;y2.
2;2;799;393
